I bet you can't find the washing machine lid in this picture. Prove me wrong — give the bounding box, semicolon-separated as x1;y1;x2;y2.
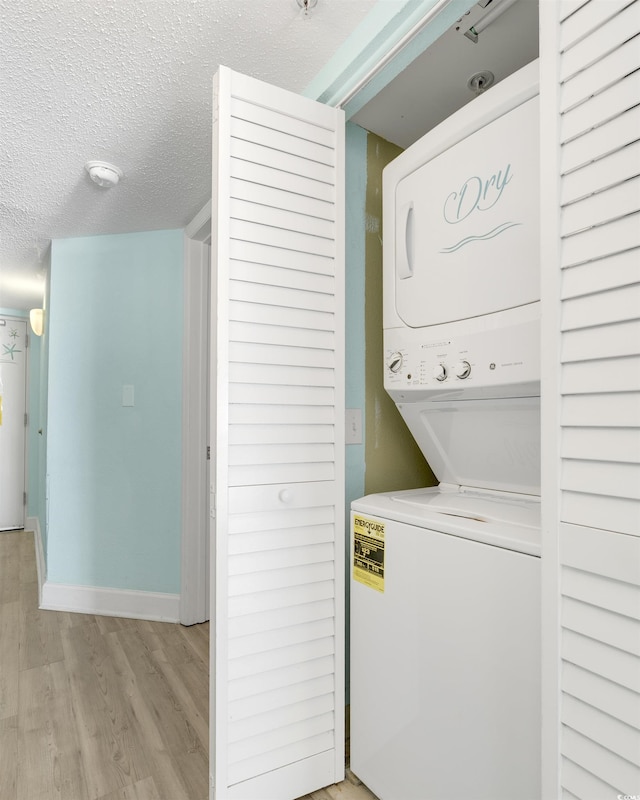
352;485;540;556
397;395;541;496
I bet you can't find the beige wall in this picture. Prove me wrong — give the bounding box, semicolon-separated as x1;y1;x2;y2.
364;132;436;495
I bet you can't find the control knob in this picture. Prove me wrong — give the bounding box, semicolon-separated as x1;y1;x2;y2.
432;363;447;382
387;352;403;373
454;360;471;379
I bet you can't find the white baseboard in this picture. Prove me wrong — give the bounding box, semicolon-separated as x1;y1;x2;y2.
40;581;180;623
27;515;46;607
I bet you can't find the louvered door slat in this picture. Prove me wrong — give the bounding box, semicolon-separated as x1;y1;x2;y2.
563;694;640;766
231;97;335;147
562;596;640;653
229;263;335;293
562;393;640;428
564;727;640;792
230;179;333;220
561;36;640;111
228;599;335;637
562;71;640;143
231;160;334;203
229;674;334;720
560;0;630;48
230;282;335;311
561;140;640;206
229;583;335;619
561;250;639;297
212;65;344;799
561;105;640;174
562;427;640;463
563;661;640;730
231;118;334;165
560;2;640;80
561;284;640;328
563;494;639;535
563;629;640;692
228;525;335;556
230;139;334;185
562;320;640;361
563;566;640;617
562;758;620;800
231;198;335;239
561;174;640;235
229;321;335;350
561;355;640;393
561;212;640;267
229;695;335;744
560;1;590;22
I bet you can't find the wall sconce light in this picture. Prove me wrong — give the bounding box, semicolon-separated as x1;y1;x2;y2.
29;308;44;336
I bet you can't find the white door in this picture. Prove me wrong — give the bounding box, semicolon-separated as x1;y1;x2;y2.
540;0;640;795
0;317;28;530
210;67;345;799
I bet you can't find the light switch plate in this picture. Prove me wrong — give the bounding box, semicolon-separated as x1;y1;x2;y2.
345;408;362;444
122;385;135;407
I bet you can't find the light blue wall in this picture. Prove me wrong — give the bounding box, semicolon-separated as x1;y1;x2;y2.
47;230;183;593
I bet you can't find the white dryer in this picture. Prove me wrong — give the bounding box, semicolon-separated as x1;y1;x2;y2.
350;61;541;800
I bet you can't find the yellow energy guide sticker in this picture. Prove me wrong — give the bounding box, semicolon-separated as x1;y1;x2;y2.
353;515;385;593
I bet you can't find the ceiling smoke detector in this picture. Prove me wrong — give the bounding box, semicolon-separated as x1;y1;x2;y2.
85;161;123;188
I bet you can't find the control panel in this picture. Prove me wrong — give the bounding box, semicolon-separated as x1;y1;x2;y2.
384;317;540;399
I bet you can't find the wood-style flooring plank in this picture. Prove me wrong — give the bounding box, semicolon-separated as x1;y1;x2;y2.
0;531;21;603
61;621;151;799
0;600;19;720
114;626;205;759
19;578;64;671
17;660;90;800
18;530;38;584
0;715;18;800
95;776;162;800
153;650;208;749
103;628;198;800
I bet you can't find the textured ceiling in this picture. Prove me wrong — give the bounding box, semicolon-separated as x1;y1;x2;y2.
0;0;380;309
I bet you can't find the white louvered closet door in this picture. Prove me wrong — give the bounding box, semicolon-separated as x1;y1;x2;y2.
541;1;640;797
210;67;345;800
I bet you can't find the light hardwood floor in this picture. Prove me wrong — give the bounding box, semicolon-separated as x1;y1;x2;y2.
1;530;377;800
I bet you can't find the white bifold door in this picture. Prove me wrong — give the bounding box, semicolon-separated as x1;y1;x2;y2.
210;66;345;800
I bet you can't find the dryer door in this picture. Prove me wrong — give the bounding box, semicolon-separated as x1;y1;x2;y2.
394;95;539;328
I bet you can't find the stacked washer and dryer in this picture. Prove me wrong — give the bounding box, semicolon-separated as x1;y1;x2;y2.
350;61;541;800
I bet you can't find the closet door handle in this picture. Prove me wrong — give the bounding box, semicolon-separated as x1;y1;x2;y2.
396;201;414;280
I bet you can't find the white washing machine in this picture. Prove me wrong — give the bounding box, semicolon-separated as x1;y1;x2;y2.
350;61;542;800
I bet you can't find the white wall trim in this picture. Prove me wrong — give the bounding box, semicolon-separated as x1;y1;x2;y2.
180;233;210;625
27;515;46;607
185;200;212;242
41;581;180;622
